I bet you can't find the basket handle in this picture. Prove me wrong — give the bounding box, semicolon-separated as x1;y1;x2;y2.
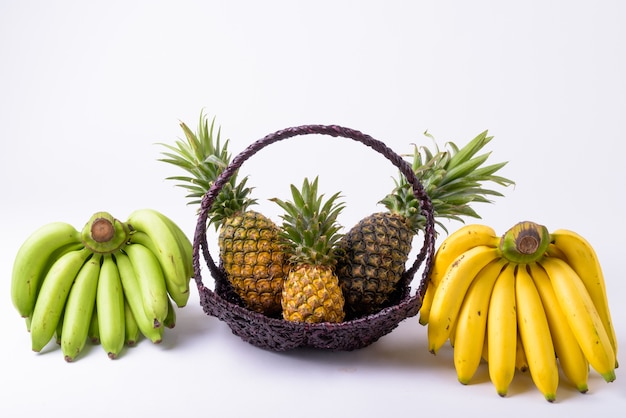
192;125;436;300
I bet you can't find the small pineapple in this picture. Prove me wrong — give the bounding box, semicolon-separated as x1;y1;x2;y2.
159;112;288;317
335;130;515;319
271;177;346;323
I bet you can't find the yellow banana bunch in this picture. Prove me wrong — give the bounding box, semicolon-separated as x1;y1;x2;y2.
423;221;617;402
11;209;193;361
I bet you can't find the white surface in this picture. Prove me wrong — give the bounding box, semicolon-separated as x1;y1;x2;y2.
1;0;625;416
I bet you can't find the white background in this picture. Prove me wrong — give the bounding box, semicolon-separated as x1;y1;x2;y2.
1;0;625;416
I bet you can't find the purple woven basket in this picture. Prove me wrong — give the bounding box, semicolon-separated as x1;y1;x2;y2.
192;125;436;351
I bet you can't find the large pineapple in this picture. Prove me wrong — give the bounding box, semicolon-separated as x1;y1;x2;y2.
271;177;346;323
335;130;514;319
159;112;288;317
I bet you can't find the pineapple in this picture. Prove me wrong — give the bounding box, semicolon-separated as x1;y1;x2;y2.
159;112;288;317
335;130;515;319
271;177;346;323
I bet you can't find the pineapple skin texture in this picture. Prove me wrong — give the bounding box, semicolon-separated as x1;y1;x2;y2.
281;265;345;323
335;212;413;319
219;210;289;317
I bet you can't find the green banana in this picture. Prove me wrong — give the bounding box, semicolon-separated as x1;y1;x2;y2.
61;254;101;362
123;243;169;328
115;251;163;344
88;307;100;344
128;231;190;308
127;209;190;298
11;222;82;318
97;254;126;359
124;298;140;346
163;297;177;329
155;211;193;280
55;308;65;345
30;247;92;352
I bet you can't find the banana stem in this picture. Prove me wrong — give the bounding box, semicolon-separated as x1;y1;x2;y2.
91;217;115;242
81;212;129;254
499;221;550;264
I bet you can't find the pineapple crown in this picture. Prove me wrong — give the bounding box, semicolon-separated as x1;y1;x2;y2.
381;130;514;234
270;177;345;267
158;112;257;229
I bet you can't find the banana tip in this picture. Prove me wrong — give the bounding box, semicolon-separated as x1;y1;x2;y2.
602;370;616;383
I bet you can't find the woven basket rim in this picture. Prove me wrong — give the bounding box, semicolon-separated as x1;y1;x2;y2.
191;124;437;345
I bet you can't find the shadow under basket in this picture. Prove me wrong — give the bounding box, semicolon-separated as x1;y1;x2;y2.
192;125;437;351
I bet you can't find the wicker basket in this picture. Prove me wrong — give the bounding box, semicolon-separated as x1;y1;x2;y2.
192;125;436;351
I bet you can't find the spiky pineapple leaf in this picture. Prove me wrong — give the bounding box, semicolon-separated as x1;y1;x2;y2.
158;111;257;227
271;177;345;266
381;130;514;234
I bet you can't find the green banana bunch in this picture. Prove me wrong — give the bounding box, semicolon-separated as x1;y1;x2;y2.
422;221;617;402
11;209;193;361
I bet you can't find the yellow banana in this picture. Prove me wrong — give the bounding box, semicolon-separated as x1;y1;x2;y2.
487;263;517;397
448;318;458;348
515;264;558;402
515;331;529;373
61;254;101;362
545;243;567;260
123;243;169;328
11;222;83;318
127;209;190;298
453;258;507;384
529;262;589;393
420;224;499;325
482;329;489;364
539;256;616;382
128;231;190;308
124;298;140;346
550;229;617;362
97;254;126;359
115;251;164;344
428;245;500;354
30;247;92;352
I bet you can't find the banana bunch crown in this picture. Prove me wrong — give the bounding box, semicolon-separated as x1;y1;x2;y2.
80;212;129;254
381;130;514;234
499;220;551;264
